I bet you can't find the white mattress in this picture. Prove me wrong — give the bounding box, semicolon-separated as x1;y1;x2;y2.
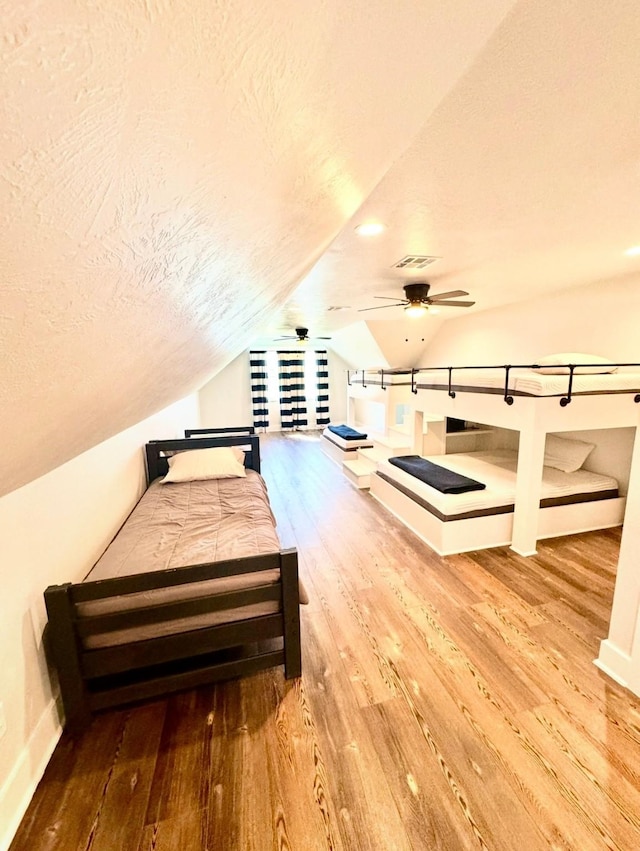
416;369;640;396
322;426;373;450
376;450;618;518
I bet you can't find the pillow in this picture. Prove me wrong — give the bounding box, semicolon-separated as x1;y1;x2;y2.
161;446;246;483
544;434;595;473
532;353;617;375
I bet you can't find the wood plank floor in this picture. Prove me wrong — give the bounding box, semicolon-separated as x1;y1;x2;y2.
11;431;640;851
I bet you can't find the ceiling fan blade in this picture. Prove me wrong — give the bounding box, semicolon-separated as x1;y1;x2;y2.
428;290;469;300
358;303;406;312
274;335;297;340
429;299;475;307
374;295;408;301
314;336;332;339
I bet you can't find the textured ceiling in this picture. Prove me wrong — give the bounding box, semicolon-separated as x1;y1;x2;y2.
0;0;517;496
5;1;639;496
265;0;640;363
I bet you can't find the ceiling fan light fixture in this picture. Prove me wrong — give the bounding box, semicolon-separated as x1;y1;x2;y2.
355;222;385;237
404;302;428;318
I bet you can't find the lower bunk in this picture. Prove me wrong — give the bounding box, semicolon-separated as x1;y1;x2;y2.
370;449;625;556
44;433;303;731
320;424;373;466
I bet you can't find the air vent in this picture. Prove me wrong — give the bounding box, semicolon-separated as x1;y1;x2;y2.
392;255;440;270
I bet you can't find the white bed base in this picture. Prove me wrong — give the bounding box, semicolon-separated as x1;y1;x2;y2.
320;434;372;467
370;471;626;557
403;389;639;555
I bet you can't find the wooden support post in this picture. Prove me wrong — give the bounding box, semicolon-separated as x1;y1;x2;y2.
596;422;640;692
510;414;546;556
280;549;302;679
44;584;93;732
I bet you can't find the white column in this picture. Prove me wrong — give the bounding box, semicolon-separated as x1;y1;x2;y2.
510;408;546;556
596;425;640;692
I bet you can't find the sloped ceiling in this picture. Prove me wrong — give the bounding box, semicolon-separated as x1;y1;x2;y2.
0;0;518;497
266;0;640;367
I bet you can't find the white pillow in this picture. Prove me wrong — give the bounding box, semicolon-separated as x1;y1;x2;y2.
544;434;595;473
161;447;246;483
532;353;617;375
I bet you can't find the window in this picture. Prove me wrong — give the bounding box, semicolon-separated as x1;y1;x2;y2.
266;350;319;404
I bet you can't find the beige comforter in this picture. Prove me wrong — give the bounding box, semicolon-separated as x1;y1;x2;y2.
79;471;304;647
85;471;281;582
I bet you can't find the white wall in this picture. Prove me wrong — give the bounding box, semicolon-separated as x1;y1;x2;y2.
420;275;640;366
198;349;350;430
0;394;199;851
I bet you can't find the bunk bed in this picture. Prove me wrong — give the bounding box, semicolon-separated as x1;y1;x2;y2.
320;424;374;466
349;359;640;555
44;431;302;731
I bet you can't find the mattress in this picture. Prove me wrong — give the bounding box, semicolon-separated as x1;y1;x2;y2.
322;426;373;450
415;369;640;396
376;450;619;521
80;471;301;648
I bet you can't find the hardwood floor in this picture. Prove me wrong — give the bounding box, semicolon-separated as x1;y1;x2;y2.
11;432;640;850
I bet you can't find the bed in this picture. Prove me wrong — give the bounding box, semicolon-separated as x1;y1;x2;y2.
44;432;302;731
371;449;624;556
321;424;374;466
348;357;640;555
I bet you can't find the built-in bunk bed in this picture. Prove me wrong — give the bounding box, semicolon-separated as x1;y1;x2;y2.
348;357;640;556
44;430;303;731
320;423;374;466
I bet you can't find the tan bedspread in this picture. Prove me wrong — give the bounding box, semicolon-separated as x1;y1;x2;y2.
79;471;304;648
85;470;281;583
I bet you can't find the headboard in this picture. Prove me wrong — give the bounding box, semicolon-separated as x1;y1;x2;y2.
145;434;261;484
185;425;255;437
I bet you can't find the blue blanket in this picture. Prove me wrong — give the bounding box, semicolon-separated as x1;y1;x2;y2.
388;456;486;494
328;424;368;440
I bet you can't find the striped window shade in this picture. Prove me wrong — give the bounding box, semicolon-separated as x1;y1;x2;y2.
249;351;269;430
315;350;330;426
278;351;308;430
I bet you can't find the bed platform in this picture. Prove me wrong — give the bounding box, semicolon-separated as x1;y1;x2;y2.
321;425;374;466
371;450;624;556
44;431;301;731
349;362;640;555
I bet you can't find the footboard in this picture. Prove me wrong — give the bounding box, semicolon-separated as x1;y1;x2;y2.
44;549;301;731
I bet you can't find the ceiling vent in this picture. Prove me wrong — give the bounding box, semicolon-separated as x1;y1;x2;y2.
392;255;440;270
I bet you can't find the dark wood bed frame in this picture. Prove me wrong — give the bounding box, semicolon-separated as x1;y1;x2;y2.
44;430;301;732
184;425;255;437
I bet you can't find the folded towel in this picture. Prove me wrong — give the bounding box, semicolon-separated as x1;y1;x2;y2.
388;456;486;494
328;424;368;440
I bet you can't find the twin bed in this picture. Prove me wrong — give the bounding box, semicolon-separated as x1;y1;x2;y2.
320;423;373;465
349;358;640;556
44;430;302;731
373;447;624;556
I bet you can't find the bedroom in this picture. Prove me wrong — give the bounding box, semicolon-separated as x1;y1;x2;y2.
2;1;640;849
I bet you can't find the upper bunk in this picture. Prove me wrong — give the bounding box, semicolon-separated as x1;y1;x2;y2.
346;360;640;433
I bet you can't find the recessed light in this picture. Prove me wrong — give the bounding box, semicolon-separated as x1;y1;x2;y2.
624;245;640;256
355;222;385;236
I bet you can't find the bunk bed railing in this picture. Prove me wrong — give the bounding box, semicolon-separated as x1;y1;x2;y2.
346;363;640;406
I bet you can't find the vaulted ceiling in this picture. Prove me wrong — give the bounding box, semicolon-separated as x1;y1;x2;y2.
2;0;639;496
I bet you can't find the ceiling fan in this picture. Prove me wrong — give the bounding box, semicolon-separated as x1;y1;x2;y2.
274;327;332;342
359;282;475;317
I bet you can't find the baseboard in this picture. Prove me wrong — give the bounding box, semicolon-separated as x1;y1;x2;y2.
594;639;633;691
0;698;62;851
